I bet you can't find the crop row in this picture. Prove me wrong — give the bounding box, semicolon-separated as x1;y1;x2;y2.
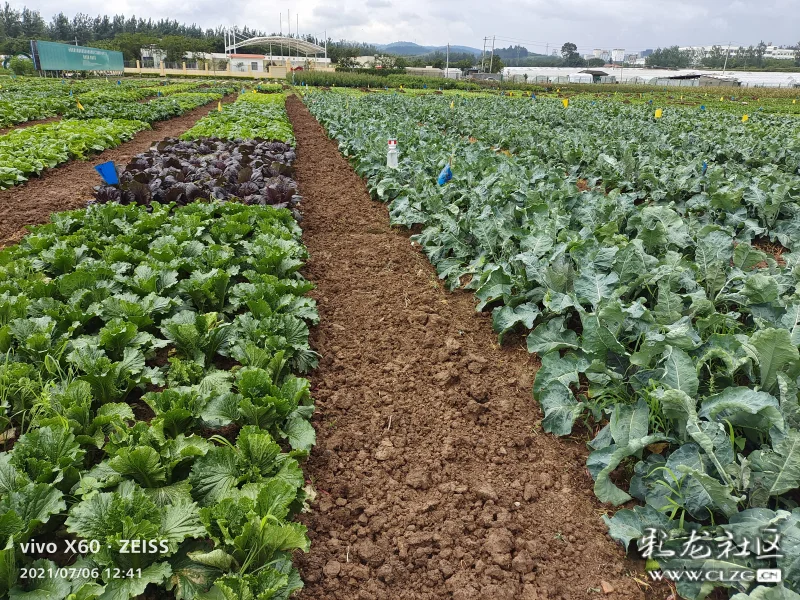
182;93;295;144
0;199;317;600
0;118;150;190
0;79;233;129
62;92;225;122
93;137;298;209
304;91;800;600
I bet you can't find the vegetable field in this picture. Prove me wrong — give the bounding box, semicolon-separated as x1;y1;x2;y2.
2;72;800;600
304;91;800;600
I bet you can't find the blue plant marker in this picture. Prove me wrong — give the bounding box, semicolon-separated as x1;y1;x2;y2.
700;105;706;111
94;161;119;185
702;161;708;175
591;101;596;105
437;163;453;186
117;80;121;85
531;93;536;100
241;88;245;94
69;89;73;97
62;78;66;84
157;90;162;97
423;84;427;89
648;99;653;104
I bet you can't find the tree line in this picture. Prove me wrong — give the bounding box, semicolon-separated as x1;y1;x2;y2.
0;3;378;64
646;43;800;69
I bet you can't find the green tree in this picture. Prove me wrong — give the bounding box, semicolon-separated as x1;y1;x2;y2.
645;46;692;68
94;32;156;61
586;57;605;67
487;54;504;73
9;55;34;75
560;42;585;67
755;40;767;67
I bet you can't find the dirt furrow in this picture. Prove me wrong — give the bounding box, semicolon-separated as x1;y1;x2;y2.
0;94;235;248
286;95;645;600
0;115;63;137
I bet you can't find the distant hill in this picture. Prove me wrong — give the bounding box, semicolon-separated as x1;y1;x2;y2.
375;41;483;56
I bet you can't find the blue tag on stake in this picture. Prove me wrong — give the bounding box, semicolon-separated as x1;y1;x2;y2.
437;164;453;186
94;161;120;185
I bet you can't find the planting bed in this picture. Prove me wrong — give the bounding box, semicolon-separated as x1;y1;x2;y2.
93;138;298;209
0;201;317;600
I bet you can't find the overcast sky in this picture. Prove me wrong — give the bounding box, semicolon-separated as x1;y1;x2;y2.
12;0;799;53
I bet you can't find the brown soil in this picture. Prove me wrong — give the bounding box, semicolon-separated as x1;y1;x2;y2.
0;115;62;137
752;237;787;267
0;94;235;249
286;95;645;600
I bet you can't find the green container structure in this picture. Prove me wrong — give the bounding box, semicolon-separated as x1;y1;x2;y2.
31;40;124;72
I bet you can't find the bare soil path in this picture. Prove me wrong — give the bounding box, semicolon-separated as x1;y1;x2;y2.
0;94;234;248
286;95;645;600
0;115;62;137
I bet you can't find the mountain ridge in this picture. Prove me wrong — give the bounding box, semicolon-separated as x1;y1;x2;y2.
374;41;483;55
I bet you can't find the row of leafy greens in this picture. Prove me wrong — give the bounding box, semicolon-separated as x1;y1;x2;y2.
0;118;150;190
303;91;800;600
0;198;318;600
182;93;295;144
62;92;227;123
0;79;227;129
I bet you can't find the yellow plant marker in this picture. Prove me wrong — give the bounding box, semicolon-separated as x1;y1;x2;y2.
252;88;257;93
450;100;454;109
217;101;222;112
562;98;569;108
76;100;84;111
654;108;663;119
720;96;724;101
742;114;749;122
557;88;560;93
680;95;683;100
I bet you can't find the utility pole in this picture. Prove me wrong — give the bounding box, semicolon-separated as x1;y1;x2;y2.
280;14;283;59
481;37;487;72
325;30;327;59
489;35;495;74
445;43;449;76
722;40;732;76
